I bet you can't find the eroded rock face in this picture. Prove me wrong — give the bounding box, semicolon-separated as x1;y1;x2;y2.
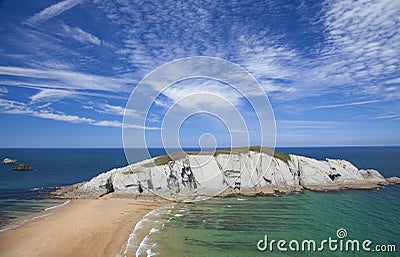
80;151;389;198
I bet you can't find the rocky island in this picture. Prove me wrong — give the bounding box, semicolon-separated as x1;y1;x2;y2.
12;163;34;171
54;147;400;200
2;158;17;164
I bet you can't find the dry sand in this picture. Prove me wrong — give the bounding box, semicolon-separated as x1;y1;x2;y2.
0;195;165;257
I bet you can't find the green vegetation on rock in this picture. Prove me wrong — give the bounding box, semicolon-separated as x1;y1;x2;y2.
141;146;291;167
214;146;290;163
143;151;188;167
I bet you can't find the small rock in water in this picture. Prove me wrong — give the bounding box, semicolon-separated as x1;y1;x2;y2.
13;163;33;171
2;158;17;164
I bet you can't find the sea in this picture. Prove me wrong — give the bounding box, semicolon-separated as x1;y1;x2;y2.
0;147;399;256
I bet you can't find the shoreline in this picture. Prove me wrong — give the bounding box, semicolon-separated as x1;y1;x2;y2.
1;184;399;256
52;176;400;201
0;199;69;233
0;197;70;233
0;195;166;257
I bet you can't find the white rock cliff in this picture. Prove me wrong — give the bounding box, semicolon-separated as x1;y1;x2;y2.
79;149;388;199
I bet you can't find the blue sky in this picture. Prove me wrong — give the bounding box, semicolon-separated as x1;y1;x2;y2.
0;0;399;148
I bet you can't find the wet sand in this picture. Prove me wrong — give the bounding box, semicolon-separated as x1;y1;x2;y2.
0;195;165;257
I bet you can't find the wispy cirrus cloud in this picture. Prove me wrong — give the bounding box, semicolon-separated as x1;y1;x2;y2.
25;0;83;26
0;0;398;148
0;65;133;102
160;80;243;110
372;113;400;120
230;0;400;102
0;98;160;130
0;98;94;123
0;87;8;94
317;0;400;94
11;0;400;105
0;66;130;91
312;100;381;110
30;89;78;102
277;119;347;130
61;25;101;46
95;104;141;118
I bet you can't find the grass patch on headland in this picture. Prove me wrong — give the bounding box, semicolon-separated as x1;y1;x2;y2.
142;146;291;167
250;146;291;163
214;146;291;163
143;151;188;167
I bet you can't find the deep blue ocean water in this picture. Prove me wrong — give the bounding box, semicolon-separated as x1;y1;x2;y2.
0;148;198;228
0;147;399;256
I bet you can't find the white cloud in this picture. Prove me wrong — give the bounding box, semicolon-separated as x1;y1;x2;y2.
0;98;159;130
0;99;31;115
383;78;400;85
62;25;101;46
33;110;95;123
0;87;8;94
372;113;400;120
92;120;121;127
94;120;160;130
321;0;400;84
25;0;83;26
0;98;94;123
160;80;243;110
30;89;78;102
2;0;397;131
97;104;140;118
0;66;132;102
18;0;398;106
277;120;347;130
123;123;161;130
312;100;381;109
0;66;130;92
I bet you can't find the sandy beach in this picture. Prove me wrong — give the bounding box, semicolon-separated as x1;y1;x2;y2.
0;195;165;257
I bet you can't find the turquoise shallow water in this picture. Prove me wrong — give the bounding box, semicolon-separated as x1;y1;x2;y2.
150;188;399;256
131;147;400;256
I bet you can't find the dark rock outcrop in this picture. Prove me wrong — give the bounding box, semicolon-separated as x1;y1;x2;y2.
13;163;33;171
386;177;400;184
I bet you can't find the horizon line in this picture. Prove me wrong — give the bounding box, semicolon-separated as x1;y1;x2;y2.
1;145;400;149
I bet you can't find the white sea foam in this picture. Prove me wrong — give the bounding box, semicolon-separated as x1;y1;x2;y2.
32;212;53;219
136;235;150;256
0;212;54;232
44;199;70;211
149;228;159;234
0;223;21;232
123;218;149;254
123;204;176;257
30;187;43;191
146;245;158;257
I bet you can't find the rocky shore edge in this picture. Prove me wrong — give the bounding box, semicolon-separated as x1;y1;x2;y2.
50;176;400;200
